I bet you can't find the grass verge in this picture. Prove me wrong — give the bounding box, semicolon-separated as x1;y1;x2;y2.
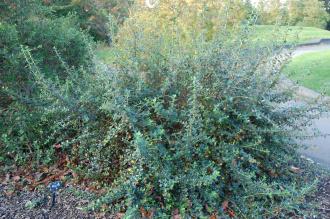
283;50;330;95
252;25;330;44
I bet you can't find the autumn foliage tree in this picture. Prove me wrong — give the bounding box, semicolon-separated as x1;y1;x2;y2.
287;0;329;28
256;0;329;28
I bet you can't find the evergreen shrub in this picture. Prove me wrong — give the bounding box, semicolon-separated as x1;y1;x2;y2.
87;3;327;217
0;5;93;165
92;31;326;219
1;1;328;218
44;0;133;41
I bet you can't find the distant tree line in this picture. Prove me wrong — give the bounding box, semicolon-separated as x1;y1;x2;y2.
246;0;330;29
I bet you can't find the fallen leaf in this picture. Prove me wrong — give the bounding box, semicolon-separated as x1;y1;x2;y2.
72;171;78;179
114;213;125;219
2;173;10;185
95;212;106;219
4;189;14;196
41;166;49;173
210;212;217;219
228;209;235;218
12;175;20;182
269;170;278;178
290;166;301;174
30;169;70;190
54;143;62;149
34;172;47;182
172;208;181;219
222;200;229;211
140;207;153;218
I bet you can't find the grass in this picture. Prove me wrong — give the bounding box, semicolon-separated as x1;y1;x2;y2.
95;44;116;64
251;25;330;44
283;50;330;95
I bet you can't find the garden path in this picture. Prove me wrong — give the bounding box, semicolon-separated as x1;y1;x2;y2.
291;39;330;168
293;39;330;57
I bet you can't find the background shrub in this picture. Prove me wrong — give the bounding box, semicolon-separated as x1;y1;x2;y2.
0;1;94;165
0;0;93;98
0;22;21;108
19;17;93;78
43;0;133;41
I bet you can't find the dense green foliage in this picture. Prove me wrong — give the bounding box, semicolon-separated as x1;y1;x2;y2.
0;1;93;164
0;0;50;24
0;23;20;108
88;8;327;216
0;1;93;92
0;0;133;42
43;0;133;41
0;1;329;218
0;19;92;98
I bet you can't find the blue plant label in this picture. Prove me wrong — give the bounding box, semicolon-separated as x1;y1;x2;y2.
49;181;62;192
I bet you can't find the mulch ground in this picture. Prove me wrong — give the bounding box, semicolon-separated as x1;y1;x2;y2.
312;177;330;219
0;184;113;219
0;178;329;219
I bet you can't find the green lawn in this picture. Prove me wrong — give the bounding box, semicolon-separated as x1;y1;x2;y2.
283;50;330;95
95;44;116;64
251;25;330;44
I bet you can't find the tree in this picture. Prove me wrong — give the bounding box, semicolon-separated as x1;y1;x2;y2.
90;1;327;217
256;0;268;24
0;0;94;168
287;0;304;25
256;0;288;25
301;0;329;28
320;0;330;12
243;0;256;20
267;0;288;25
287;0;329;28
255;0;329;28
